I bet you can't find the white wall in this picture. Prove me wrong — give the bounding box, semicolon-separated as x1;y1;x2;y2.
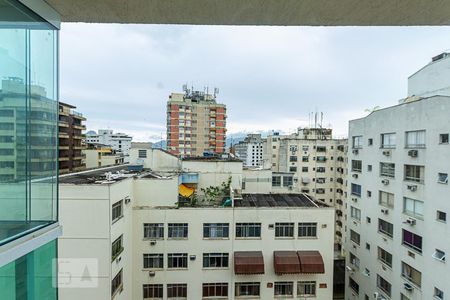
408;54;450;97
129;148;180;172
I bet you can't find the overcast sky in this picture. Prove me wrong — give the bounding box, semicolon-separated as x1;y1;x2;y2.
60;24;450;141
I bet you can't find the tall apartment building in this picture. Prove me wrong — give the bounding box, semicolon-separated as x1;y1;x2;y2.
59;102;86;174
0;1;61;299
166;89;226;157
264;128;348;253
86;129;132;158
345;54;450;300
59;164;335;300
235;133;264;166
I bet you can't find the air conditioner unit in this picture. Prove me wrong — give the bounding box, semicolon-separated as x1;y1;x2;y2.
381;179;389;185
124;197;131;204
373;292;379;298
408;150;418;157
115;257;121;263
345;265;354;272
407;184;417;191
362;269;370;277
352;174;358;178
352;149;359;155
403;218;416;226
382;150;391;156
150;240;157;246
149;271;155;277
381;209;389;214
352;198;358;202
288;185;293;190
404;283;413;291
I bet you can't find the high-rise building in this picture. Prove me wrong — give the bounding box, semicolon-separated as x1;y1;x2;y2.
0;1;60;299
85;129;132;159
264;127;348;254
235;133;264;166
166;89;226;157
58;102;86;174
345;55;450;300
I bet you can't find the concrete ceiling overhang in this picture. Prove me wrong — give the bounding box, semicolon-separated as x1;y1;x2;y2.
45;0;450;26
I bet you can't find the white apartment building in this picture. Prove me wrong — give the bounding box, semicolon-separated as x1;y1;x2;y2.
234;134;264;166
264;128;348;253
86;129;133;158
345;95;450;300
59;165;336;300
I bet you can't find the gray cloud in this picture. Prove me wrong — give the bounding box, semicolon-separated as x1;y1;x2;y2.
60;24;450;141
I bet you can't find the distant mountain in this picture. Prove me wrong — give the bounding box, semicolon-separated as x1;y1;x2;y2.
152;140;167;149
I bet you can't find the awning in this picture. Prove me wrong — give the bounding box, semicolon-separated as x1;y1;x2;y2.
234;251;264;274
179;184;194;197
273;251;301;274
297;251;325;274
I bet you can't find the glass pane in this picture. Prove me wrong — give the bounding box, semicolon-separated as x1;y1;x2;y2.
0;0;58;245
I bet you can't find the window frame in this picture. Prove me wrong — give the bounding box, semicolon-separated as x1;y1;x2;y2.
274;281;294;297
168;223;188;239
298;222;317;238
401;261;422;287
167;253;188;269
404;164;425;184
380;162;395;178
405;130;426;148
202;253;229;268
402;229;422;253
379;191;395;209
202;283;228;298
381;132;396;149
403;197;424;219
378;219;393;238
235;223;261;239
112;200;123;223
167;283;187;299
143;284;163;299
143;253;164;269
144;223;164;240
275;222;294;238
203;223;229;239
235;282;260;297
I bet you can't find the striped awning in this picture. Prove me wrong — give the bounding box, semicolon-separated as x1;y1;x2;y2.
273;251;301;274
297;250;325;274
234;251;264;274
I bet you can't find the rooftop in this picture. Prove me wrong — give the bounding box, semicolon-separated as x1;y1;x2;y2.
182;156;242;163
236;193;326;208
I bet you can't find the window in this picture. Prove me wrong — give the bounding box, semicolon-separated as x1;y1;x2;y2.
401;294;410;300
236;223;261;238
168;223;188;239
435;287;444;300
368;138;373;146
289;166;297;172
302;145;309;151
439;133;449;144
432;249;446;262
138;149;147;158
351;160;362;172
378;219;393;238
144;223;164;239
368;164;372;172
381;133;396;148
380;162;395;178
437;210;447;222
377;247;392;267
350;230;360;245
349;277;359;294
316;178;326;184
406;130;426;148
283;176;293;187
203;283;228;298
352;136;363;149
316;146;326;152
438;172;448;184
302;156;309;162
272;176;281;187
349;252;360;269
274;282;293;297
403;197;423;219
167;253;188;269
379;191;394;208
112;200;123;223
316;167;325;173
401;262;422;287
376;274;391;297
203;253;229;268
350;206;361;221
167;284;187;299
289;155;297;162
302;166;308;172
235;282;260;297
298;222;317;237
316;156;327;162
275;223;294;238
112;235;124;260
404;165;424;183
351;183;361;197
111;269;123;297
143;284;163;299
143;254;163;269
402;229;422;253
203;223;229;238
296;281;316;297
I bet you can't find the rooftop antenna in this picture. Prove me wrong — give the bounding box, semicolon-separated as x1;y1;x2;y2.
214;87;219;98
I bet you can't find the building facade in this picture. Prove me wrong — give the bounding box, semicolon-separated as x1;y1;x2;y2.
59;102;86;174
234;133;264;166
166;89;226;157
0;1;61;299
86;129;132;159
59;165;335;300
345;95;450;300
264;128;348;253
84;142;125;169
